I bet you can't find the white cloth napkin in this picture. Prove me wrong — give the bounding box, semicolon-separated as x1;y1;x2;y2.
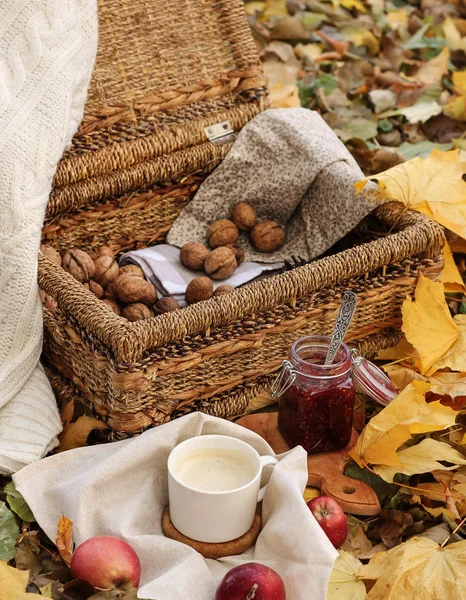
120;245;283;303
13;413;337;600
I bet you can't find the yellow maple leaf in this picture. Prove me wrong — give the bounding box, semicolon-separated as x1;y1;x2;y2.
339;0;366;12
0;561;42;599
361;537;466;600
430;314;466;373
441;240;465;293
354;149;466;239
384;364;466;397
327;551;366;600
349;381;458;469
444;71;466;122
383;364;426;392
375;439;466;482
402;274;459;375
377;337;415;364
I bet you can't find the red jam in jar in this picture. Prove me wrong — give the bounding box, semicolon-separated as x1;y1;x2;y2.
275;336;356;454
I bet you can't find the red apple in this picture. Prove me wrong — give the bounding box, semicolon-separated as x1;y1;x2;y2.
307;496;348;549
215;563;286;600
70;536;141;590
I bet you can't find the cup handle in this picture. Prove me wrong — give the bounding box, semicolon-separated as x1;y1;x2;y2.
257;455;279;502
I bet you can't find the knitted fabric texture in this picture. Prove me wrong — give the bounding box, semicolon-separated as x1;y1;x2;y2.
0;0;98;474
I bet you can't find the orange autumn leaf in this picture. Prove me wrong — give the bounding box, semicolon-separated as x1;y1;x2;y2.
57;416;107;453
57;399;107;453
402;274;459;375
56;515;73;568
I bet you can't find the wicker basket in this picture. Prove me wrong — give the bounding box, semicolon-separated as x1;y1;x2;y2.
39;0;445;439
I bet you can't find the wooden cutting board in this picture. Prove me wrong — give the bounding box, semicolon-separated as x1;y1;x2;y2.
237;412;380;516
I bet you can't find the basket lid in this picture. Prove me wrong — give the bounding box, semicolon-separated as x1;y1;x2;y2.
48;0;267;222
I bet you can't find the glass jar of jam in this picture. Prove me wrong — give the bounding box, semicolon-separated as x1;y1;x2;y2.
273;335;398;454
274;335;356;454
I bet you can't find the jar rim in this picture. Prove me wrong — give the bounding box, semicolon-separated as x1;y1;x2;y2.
290;335;351;376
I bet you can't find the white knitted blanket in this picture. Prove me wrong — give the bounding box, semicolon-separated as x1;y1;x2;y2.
0;0;98;474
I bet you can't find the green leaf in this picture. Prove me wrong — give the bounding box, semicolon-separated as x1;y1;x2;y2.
344;462;396;503
460;303;466;315
4;481;35;522
0;500;19;561
397;141;454;160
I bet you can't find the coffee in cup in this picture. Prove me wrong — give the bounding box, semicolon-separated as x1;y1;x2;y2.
167;435;278;543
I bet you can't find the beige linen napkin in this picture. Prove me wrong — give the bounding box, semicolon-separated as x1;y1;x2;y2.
167;107;379;263
13;413;337;600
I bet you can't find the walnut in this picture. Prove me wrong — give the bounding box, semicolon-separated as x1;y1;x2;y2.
204;247;237;280
119;264;145;278
94;245;114;259
89;280;104;299
250;221;285;253
231;202;257;231
185;276;213;305
40;245;61;265
207;219;239;249
93;256;119;287
102;299;121;316
122;303;153;321
226;245;245;266
214;284;234;297
113;273;157;305
180;242;210;271
105;282;116;300
155;297;181;314
62;249;95;282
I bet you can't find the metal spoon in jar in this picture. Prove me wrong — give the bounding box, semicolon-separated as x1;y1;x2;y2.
325;291;357;365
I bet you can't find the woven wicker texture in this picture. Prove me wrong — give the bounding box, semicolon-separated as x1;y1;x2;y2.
40;203;445;436
39;0;446;437
47;0;267;223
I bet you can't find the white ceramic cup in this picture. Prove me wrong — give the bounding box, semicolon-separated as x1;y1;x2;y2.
167;434;278;543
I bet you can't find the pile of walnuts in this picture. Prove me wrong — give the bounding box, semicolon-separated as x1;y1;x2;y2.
40;245;180;321
39;203;286;318
180;202;285;304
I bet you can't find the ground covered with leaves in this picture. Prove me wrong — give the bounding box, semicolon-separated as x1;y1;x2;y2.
3;1;466;599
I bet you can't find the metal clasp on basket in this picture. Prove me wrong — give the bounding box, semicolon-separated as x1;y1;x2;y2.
204;120;235;145
271;360;296;398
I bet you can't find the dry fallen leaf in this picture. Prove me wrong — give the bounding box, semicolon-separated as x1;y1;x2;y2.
368;510;413;548
402;274;459;375
444;71;466;122
416;46;450;86
375;439;466;483
361;537;466;600
327;551;366;600
57;415;107;453
384;364;466;399
430;314;466;374
55;515;73;568
355;149;466;239
444;16;466;52
441;240;465;293
340;526;373;559
349;381;458;469
0;561;42;599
